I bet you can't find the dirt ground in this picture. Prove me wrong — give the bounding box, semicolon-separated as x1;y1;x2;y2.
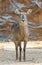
0;48;42;65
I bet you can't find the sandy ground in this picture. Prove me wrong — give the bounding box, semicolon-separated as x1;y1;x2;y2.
0;48;42;65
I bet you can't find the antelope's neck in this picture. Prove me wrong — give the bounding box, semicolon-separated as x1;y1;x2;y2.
20;14;29;41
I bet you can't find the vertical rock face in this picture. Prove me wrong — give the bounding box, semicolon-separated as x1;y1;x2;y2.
0;0;10;14
17;0;31;6
0;0;42;41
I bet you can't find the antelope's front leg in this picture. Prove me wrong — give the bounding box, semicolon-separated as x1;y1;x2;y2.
23;41;26;61
19;43;22;61
15;45;18;60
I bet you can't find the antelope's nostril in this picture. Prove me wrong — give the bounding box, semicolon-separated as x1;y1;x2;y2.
22;19;25;22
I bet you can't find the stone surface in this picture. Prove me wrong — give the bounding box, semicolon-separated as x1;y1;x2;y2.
0;48;42;65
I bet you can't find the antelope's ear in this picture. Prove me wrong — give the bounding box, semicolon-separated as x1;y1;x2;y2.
27;9;32;14
15;9;20;14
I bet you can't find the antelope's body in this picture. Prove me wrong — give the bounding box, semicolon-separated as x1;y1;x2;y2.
11;14;29;61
